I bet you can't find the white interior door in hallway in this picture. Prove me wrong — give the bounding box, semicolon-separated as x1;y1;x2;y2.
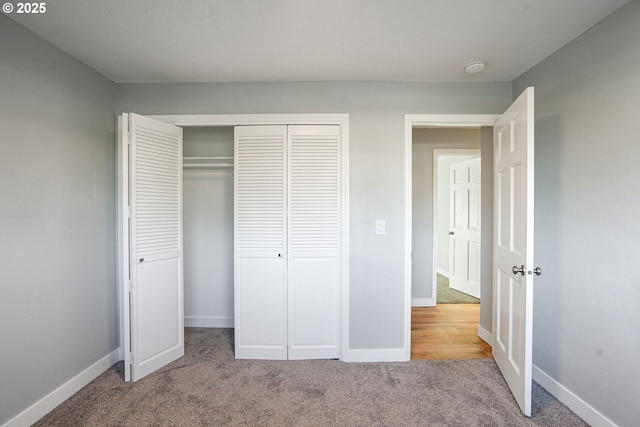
234;125;342;360
448;157;481;299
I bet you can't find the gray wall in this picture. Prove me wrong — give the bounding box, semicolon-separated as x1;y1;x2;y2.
513;1;640;425
0;15;117;425
116;82;513;349
411;128;480;302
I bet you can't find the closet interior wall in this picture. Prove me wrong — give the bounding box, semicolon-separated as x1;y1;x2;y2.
183;126;235;328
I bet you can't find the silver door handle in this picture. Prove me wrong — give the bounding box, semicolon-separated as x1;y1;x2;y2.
528;267;542;276
512;265;525;276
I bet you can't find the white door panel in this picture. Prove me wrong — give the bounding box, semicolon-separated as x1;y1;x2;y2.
135;257;182;374
235;258;287;359
288;258;339;360
127;113;184;382
493;87;535;416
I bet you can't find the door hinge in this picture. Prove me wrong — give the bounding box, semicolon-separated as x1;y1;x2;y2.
128;280;133;293
127;352;133;363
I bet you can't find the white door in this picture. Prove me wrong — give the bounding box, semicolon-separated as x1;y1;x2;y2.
234;125;288;360
234;125;341;360
287;126;340;360
448;157;481;299
121;113;184;382
493;87;535;416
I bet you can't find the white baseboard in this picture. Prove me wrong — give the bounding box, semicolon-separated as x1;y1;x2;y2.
184;316;234;328
477;325;493;346
533;365;617;427
436;268;450;278
342;348;408;363
412;297;435;307
2;349;120;427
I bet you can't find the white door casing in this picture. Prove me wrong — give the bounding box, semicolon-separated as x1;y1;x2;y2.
492;87;535;416
124;113;185;382
449;157;482;299
287;125;341;360
234;125;288;360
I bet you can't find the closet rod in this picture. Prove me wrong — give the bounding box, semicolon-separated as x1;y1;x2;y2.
183;163;233;168
183;155;234;170
183;156;233;160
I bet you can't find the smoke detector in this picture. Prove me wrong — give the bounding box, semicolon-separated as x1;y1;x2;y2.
465;61;487;74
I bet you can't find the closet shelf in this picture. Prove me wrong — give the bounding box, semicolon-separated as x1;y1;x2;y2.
183;156;234;170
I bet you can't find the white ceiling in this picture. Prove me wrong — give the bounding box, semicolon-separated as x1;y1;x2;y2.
8;0;628;83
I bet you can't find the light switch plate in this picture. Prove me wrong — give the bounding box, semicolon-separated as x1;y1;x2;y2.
376;220;386;235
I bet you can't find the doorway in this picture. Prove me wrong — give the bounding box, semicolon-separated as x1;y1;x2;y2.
405;89;536;414
404;114;498;360
410;129;488;359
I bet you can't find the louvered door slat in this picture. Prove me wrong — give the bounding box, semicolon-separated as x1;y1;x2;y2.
289;131;340;256
235;131;286;254
133;121;181;260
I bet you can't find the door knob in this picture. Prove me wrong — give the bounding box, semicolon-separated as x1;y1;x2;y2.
448;231;454;235
527;267;542;276
512;265;525;276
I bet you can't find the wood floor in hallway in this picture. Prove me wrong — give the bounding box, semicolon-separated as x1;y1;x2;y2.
411;304;492;360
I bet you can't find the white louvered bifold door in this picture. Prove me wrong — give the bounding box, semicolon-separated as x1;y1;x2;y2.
234;125;288;360
287;126;340;360
129;113;184;381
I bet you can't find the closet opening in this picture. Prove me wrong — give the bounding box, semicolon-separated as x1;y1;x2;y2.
183;127;235;329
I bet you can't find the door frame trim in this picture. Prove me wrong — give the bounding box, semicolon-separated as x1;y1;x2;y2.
117;113;350;361
404;114;498;360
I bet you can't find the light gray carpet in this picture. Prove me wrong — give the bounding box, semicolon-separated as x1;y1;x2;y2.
36;328;586;426
437;274;480;304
